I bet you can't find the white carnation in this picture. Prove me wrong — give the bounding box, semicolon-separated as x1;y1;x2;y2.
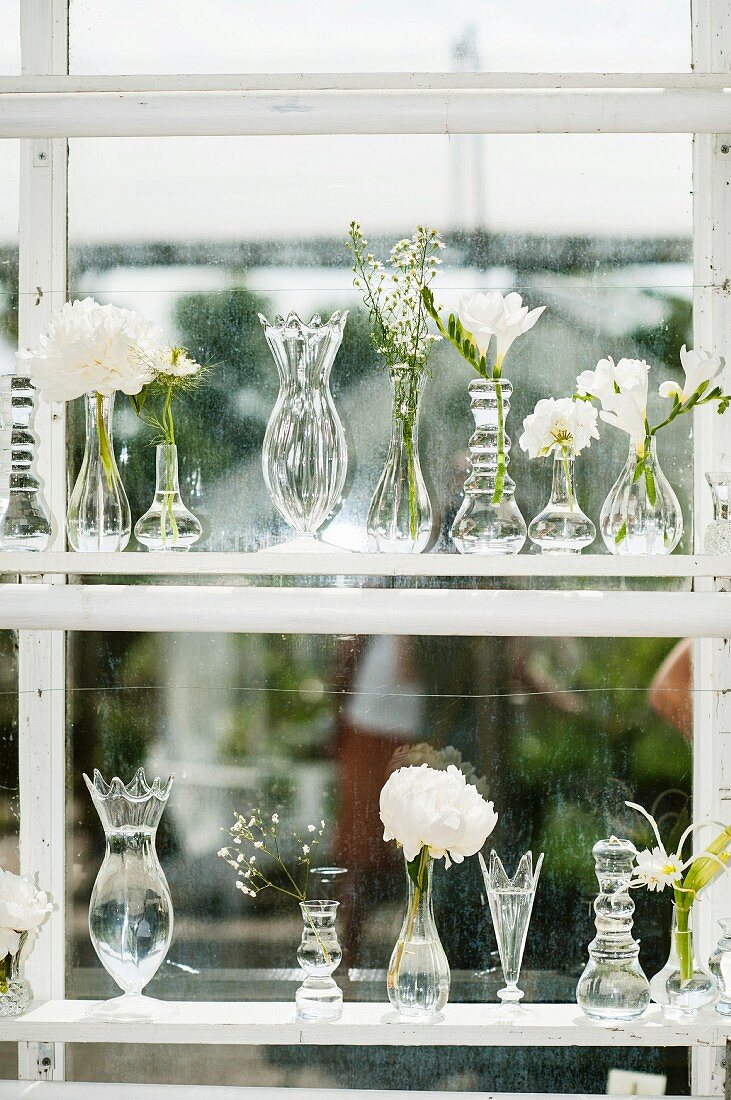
379;763;498;868
0;868;52;936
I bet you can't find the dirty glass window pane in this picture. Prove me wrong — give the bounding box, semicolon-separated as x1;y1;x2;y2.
66;630;692;1091
69;0;690;74
0;629;19;1081
67;134;693;554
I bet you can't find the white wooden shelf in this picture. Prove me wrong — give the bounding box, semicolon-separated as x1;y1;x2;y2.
0;552;728;579
0;1091;704;1100
0;1000;727;1048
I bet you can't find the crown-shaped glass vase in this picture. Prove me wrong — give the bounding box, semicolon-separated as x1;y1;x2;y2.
84;768;175;1021
479;850;543;1010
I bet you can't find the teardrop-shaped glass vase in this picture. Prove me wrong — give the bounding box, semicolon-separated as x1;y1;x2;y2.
67;393;131;552
528;449;595;553
600;436;682;555
387;852;449;1018
135;444;202;551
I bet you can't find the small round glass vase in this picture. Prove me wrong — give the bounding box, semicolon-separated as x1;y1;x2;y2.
708;918;731;1015
600;436;682;555
296;900;343;1021
704;472;731;554
387;853;449;1018
649;904;716;1016
135;444;202;552
67;392;131;552
0;931;31;1017
528;449;595;554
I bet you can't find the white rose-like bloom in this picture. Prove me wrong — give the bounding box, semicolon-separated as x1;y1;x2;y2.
0;868;52;955
379;763;498;868
659;345;723;404
458;290;545;364
519;396;599;459
19;297;163;403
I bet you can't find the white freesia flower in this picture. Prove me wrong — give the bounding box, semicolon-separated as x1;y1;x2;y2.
578;356;650;448
379;763;498;868
19;298;162;403
0;869;52;955
519;396;599;459
659;345;723;404
458;290;545;365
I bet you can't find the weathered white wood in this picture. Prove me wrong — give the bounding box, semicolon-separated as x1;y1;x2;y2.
0;1000;724;1048
0;73;730;136
0;551;727;578
0;585;729;636
0;1090;702;1100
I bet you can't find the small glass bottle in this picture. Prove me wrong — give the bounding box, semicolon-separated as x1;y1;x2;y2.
0;931;31;1017
576;837;650;1020
708;918;731;1015
650;904;716;1015
528;449;595;554
135;444;202;551
296;900;343;1021
0;374;52;551
704;472;731;554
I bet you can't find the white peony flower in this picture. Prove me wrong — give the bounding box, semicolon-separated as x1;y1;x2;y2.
0;869;52;944
0;927;21;958
519;396;599;459
659;345;723;404
19;298;162;403
458;290;545;365
379;763;498;868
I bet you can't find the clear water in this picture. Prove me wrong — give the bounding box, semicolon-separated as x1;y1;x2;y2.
488;888;535;987
387;935;450;1017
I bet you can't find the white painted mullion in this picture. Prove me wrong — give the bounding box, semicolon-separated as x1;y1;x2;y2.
17;0;68;1084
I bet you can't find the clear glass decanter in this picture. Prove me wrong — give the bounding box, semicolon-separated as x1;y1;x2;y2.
528;449;595;554
479;850;543;1008
704;472;731;554
84;768;175;1021
367;366;433;553
576;837;650;1020
0;931;31;1017
600;437;682;555
0;373;52;551
67;393;131;552
387;853;449;1018
259;311;348;552
650;903;716;1015
709;918;731;1015
451;378;526;555
135;444;202;552
296;900;343;1021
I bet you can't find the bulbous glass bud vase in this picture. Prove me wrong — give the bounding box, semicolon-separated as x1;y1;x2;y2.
708;918;731;1015
84;768;175;1021
0;374;52;551
388;853;449;1018
0;932;31;1017
296;900;343;1021
259;311;348;552
451;378;526;555
704;472;731;554
135;444;202;552
367;366;433;553
67;393;131;552
600;437;682;555
650;904;716;1015
528;449;595;554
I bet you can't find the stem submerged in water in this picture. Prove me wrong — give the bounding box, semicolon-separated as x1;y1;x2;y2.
492;382;506;505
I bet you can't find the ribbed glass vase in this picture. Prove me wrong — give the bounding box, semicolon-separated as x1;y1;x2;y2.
67;393;131;552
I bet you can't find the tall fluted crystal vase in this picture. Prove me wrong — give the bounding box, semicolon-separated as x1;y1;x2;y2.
67;393;131;552
259;311;348;551
387;851;449;1017
451;378;526;554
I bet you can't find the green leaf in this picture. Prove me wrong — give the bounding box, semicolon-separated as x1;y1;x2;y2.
645;466;657;507
406;849;426;889
615;521;627;546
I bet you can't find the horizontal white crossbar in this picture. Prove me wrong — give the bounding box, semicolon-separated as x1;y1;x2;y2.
0;585;728;635
0;73;729;136
0;1000;724;1047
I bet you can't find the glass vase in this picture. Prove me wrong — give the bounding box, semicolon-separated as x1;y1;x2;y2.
67;393;131;552
704;472;731;554
708;918;731;1015
84;768;175;1021
259;311;348;552
600;436;682;555
387;852;449;1018
479;850;543;1008
528;449;595;554
296;900;343;1021
576;837;650;1020
0;374;52;551
451;378;526;555
367;366;433;553
135;444;202;552
649;904;716;1015
0;931;31;1017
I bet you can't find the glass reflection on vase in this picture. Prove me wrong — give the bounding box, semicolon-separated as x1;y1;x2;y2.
451;378;526;555
704;472;731;554
367;366;433;553
135;444;202;552
709;918;731;1014
528;449;595;554
0;931;31;1017
600;436;682;555
649;903;716;1015
479;850;543;1008
0;373;52;551
84;768;175;1020
296;900;343;1021
387;852;449;1018
259;311;348;552
67;393;131;552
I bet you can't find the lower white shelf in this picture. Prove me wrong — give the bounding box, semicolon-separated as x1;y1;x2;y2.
0;1000;727;1047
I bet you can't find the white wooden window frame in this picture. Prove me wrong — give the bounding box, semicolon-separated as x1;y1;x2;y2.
0;0;730;1091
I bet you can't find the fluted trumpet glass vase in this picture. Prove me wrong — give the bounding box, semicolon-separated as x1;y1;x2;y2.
479;850;543;1008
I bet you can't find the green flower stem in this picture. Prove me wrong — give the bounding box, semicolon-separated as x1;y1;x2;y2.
673;892;693;985
160;388;178;546
390;846;430;982
561;445;574;512
95;392;114;491
492;381;506;505
403;417;418;541
0;955;7;995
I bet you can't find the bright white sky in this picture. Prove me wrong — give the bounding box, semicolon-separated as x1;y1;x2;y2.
0;1;694;242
